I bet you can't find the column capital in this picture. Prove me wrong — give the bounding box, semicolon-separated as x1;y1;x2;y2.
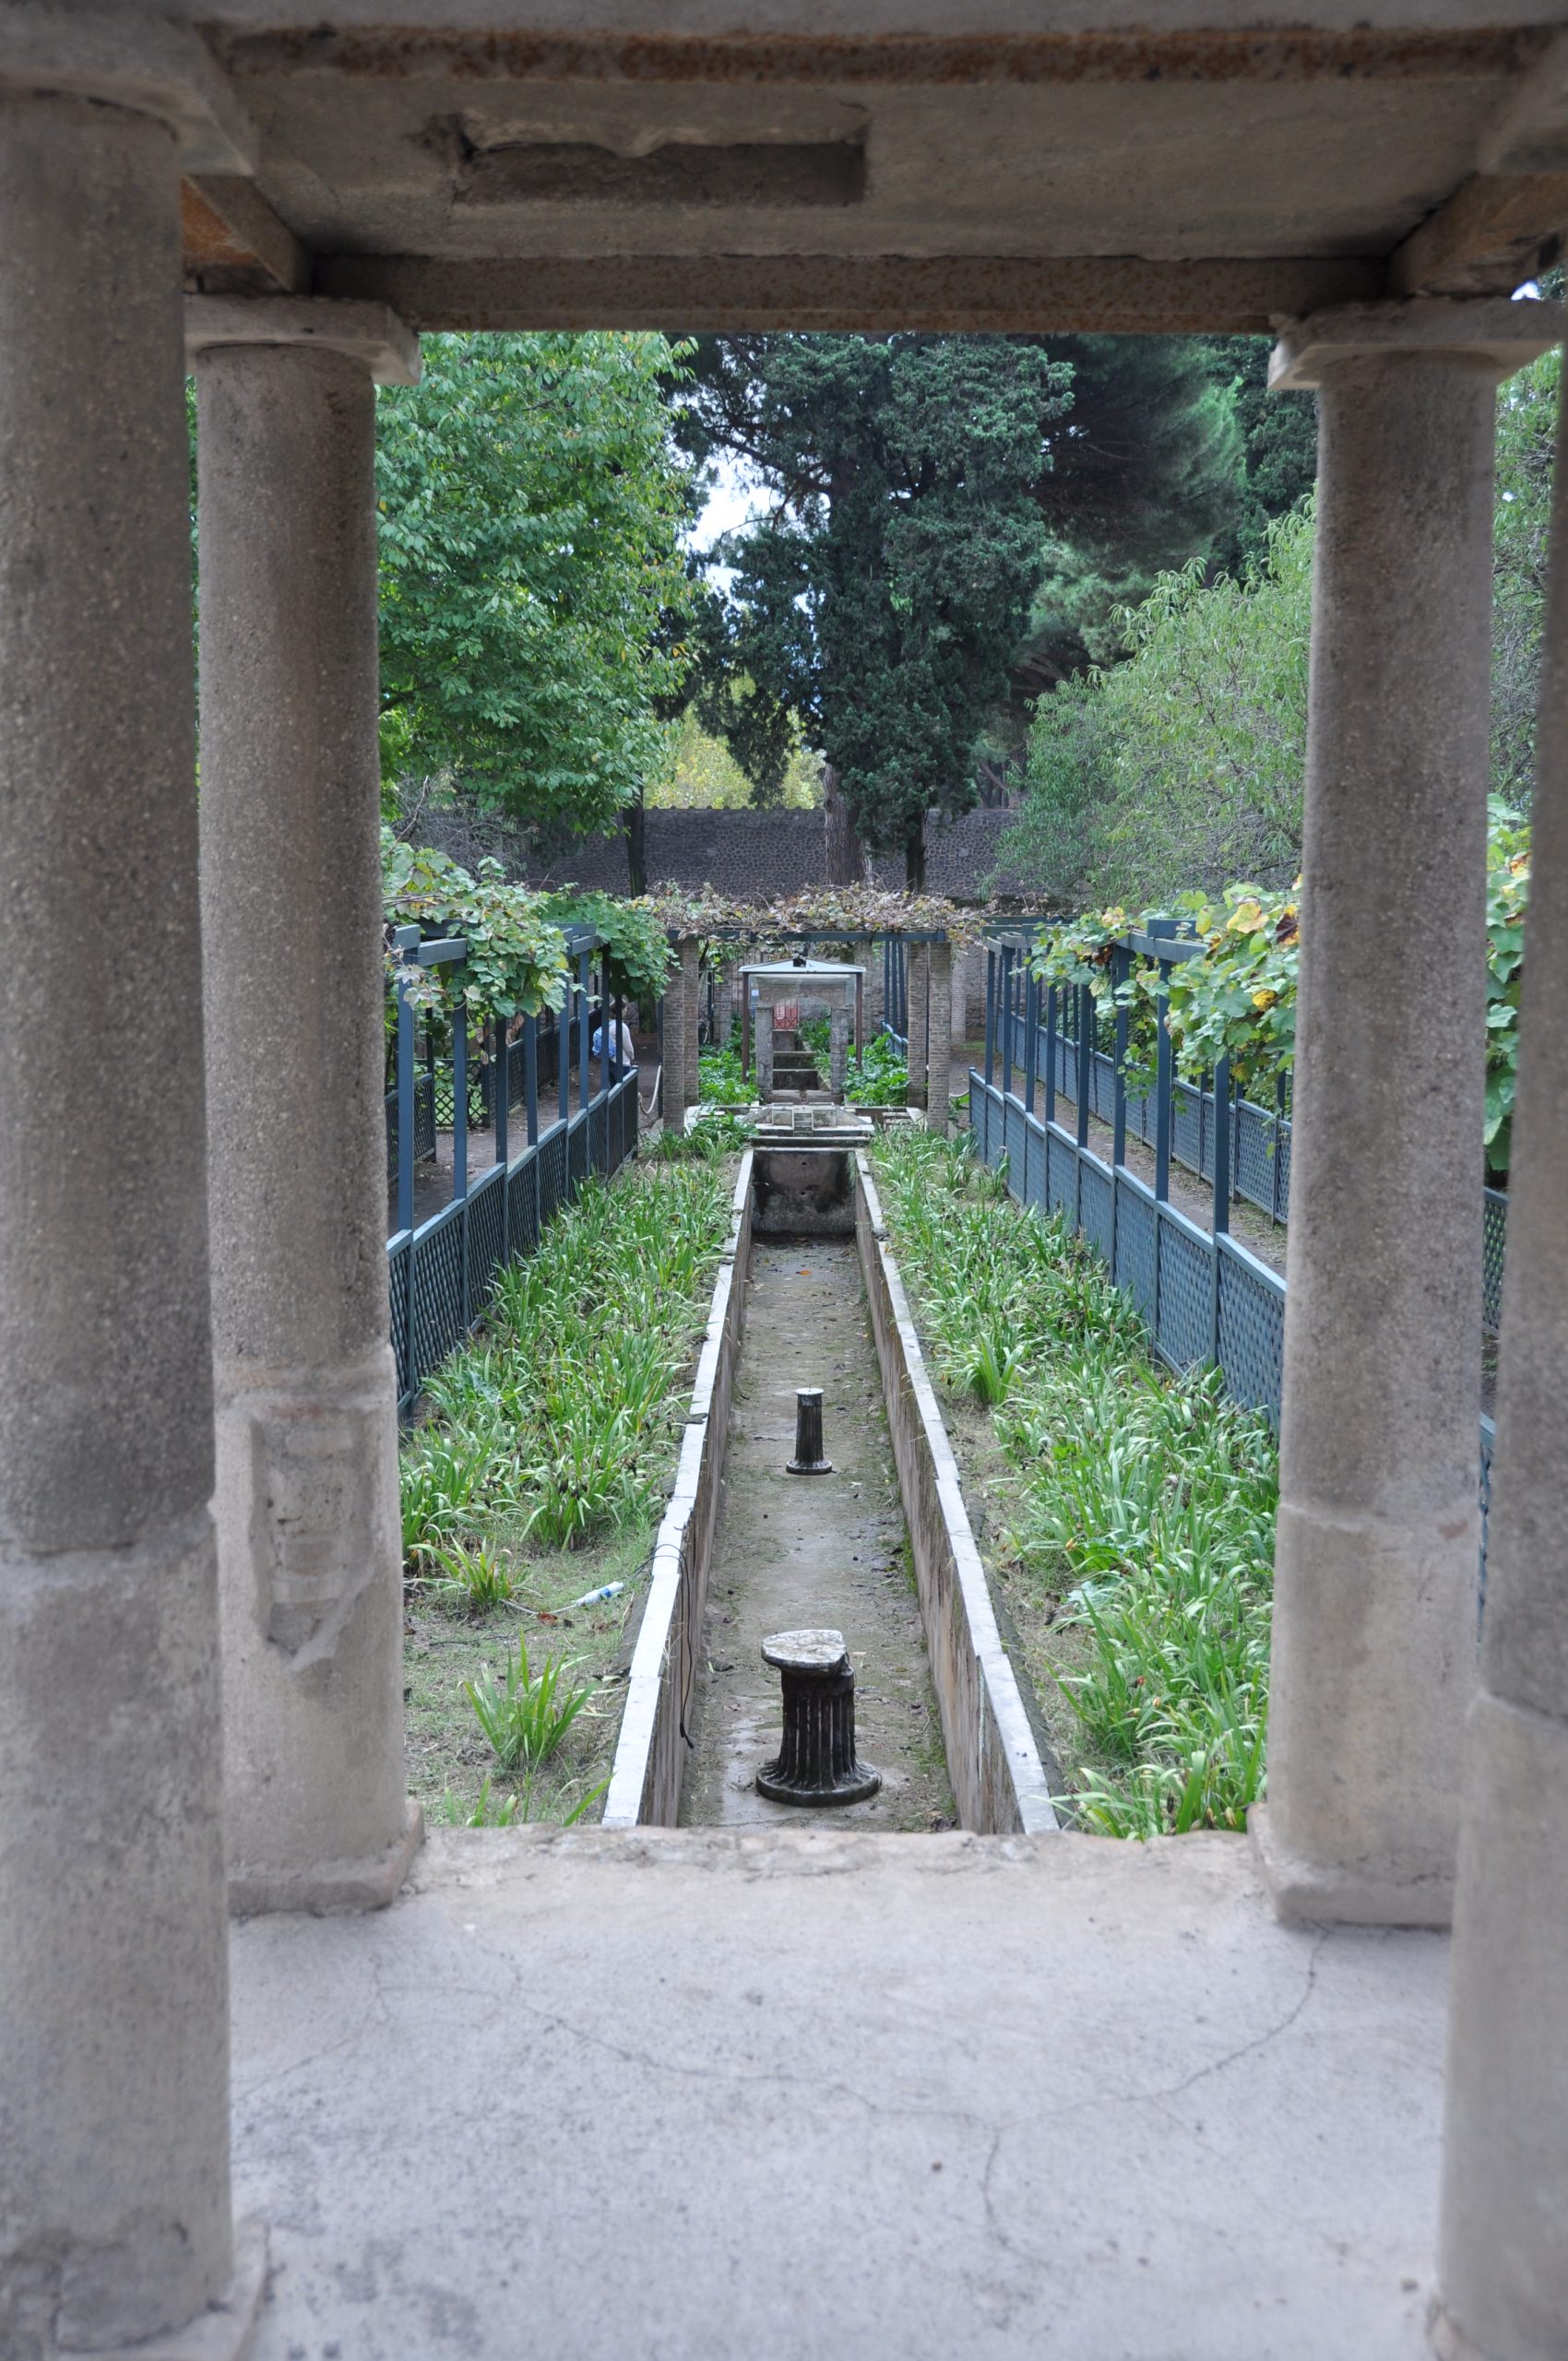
1269;295;1562;392
186;294;421;387
0;1;255;172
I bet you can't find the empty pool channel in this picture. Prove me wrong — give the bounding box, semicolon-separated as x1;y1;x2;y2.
601;1124;1058;1836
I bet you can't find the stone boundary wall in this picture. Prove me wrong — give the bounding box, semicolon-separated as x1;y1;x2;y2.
601;1154;753;1828
853;1152;1059;1836
419;801;1033;903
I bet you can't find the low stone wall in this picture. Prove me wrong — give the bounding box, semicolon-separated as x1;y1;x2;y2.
601;1154;753;1828
853;1152;1058;1836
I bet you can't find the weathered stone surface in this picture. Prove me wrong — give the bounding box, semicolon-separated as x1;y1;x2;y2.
1434;326;1568;2361
227;1824;1450;2360
0;91;239;2354
1258;336;1502;1927
196;332;413;1911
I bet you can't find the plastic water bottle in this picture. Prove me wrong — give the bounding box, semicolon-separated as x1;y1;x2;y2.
570;1580;626;1608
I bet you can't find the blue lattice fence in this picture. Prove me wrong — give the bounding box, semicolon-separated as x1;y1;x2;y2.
386;919;654;1415
969;1073;1492;1578
1004;998;1508;1328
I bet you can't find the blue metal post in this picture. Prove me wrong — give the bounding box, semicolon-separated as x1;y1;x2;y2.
493;1017;509;1261
1000;947;1013;1097
396;964;414;1240
1111;945;1129;1169
1272;1070;1286;1224
1045;983;1058;1127
453;1006;470;1330
1211;1052;1232;1239
1154;960;1172;1204
452;1011;469;1204
1075;982;1092;1151
577;945;591;1148
982;945;996;1086
1209;1049;1231;1366
524;1014;539;1145
558;980;570;1123
1023;965;1038;1115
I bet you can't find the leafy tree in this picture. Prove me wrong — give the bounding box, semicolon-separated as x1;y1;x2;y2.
1009;356;1558;914
1492;349;1557;801
377;331;694;836
680;334;1073;885
1007;506;1313;908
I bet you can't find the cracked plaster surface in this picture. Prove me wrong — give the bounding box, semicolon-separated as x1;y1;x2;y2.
230;1825;1445;2359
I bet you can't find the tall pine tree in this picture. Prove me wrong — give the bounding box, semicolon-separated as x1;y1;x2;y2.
681;334;1072;885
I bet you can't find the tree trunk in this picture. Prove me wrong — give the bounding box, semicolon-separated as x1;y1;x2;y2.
904;813;927;893
824;764;869;886
624;791;647;898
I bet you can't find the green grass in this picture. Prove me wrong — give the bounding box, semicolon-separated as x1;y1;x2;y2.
870;1126;1277;1840
399;1159;732;1822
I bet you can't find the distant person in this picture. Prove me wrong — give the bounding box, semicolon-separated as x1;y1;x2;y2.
590;1009;636;1074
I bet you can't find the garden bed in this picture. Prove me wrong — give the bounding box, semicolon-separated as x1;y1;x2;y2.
398;1153;736;1825
868;1126;1278;1838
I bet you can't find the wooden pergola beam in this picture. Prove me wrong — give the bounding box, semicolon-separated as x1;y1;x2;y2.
181;174;308;293
1389;171;1568;297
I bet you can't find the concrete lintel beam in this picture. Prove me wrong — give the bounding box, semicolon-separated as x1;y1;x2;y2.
316;250;1382;338
0;2;255;172
1269;295;1563;390
185;294;420;386
184;173;309;294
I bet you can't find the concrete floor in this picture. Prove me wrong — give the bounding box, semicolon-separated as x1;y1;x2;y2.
231;1826;1447;2360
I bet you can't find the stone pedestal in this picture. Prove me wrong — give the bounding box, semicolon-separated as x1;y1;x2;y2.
0;92;257;2355
194;311;422;1912
1433;340;1568;2361
1253;300;1560;1927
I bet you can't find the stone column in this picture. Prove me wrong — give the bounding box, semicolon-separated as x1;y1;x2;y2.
755;1004;776;1102
713;956;735;1052
828;1007;849;1101
0;93;263;2354
192;299;423;1913
1251;300;1562;1927
663;937;699;1129
1433;341;1568;2361
905;942;932;1111
685;941;705;1112
927;941;954;1133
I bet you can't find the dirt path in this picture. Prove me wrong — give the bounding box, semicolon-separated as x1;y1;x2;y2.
680;1238;955;1831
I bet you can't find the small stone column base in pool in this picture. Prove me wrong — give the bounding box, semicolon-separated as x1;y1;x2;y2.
758;1628;881;1806
786;1385;834;1473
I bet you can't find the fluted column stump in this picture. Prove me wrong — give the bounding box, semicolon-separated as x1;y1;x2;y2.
758;1629;881;1806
